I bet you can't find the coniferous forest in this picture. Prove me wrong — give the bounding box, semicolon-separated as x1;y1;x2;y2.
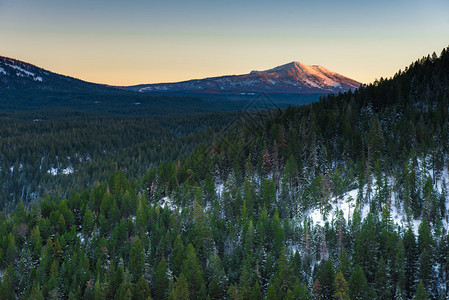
1;47;449;299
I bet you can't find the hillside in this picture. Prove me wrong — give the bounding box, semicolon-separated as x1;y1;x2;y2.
1;47;449;299
127;61;360;95
0;56;265;115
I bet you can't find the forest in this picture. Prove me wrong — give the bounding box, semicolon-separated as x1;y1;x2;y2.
0;47;449;299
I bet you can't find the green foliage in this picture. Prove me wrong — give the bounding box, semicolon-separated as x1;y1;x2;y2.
154;257;169;300
334;270;349;300
414;281;428;300
181;244;206;299
349;265;368;300
1;46;449;299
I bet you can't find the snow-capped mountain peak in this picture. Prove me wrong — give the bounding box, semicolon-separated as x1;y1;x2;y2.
130;61;360;94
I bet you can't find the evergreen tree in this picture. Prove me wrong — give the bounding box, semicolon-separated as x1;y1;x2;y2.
317;259;335;300
171;234;185;278
130;237;145;281
349;265;368;300
334;270;349;300
154;257;169;300
181;244;206;299
249;281;263;300
169;273;190;300
375;257;391;298
30;281;45;300
134;276;150;300
404;227;418;298
413;281;428;300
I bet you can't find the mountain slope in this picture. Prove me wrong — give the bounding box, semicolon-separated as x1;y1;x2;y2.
0;56;227;115
0;56;111;92
128;61;360;94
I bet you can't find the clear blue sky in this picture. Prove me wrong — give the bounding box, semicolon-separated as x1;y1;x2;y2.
1;0;448;85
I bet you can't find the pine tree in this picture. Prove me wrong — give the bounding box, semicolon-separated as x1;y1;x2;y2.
30;280;44;300
171;234;185;278
169;273;190;300
404;227;418;298
154;257;169;300
266;284;278;300
413;281;428;300
349;265;368;300
130;237;145;281
83;209;95;237
94;280;105;300
249;281;262;300
181;244;206;299
291;277;311;300
134;276;150;300
272;247;294;298
418;248;434;297
317;259;335;300
375;257;391;299
353;213;379;283
394;238;406;298
334;270;349;300
206;253;227;300
338;249;351;281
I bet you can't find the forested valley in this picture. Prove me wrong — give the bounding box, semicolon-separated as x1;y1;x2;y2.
1;47;449;299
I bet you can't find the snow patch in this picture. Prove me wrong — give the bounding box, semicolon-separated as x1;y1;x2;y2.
5;63;35;77
159;196;178;211
215;183;224;197
48;167;58;176
61;166;74;175
77;232;85;244
47;166;74;176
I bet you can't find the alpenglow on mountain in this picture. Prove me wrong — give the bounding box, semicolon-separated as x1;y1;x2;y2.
128;61;361;94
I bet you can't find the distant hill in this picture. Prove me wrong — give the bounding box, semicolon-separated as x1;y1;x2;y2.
0;56;111;93
0;56;348;114
126;61;360;94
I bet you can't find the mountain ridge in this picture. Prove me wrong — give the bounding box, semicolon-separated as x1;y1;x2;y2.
0;55;360;96
128;61;360;95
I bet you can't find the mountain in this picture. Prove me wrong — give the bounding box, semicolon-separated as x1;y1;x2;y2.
0;56;112;92
0;56;218;115
0;56;346;114
127;61;360;94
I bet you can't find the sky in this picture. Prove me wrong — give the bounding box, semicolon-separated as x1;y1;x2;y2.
0;0;448;85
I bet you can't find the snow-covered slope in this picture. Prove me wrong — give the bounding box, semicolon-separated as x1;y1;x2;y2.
128;61;360;94
0;56;110;92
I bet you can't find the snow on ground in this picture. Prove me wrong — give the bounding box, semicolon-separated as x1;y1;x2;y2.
308;188;361;227
77;232;85;244
159;196;178;211
306;185;424;233
61;166;74;175
5;63;35;77
48;167;58;176
215;183;224;198
306;169;449;236
47;166;74;176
